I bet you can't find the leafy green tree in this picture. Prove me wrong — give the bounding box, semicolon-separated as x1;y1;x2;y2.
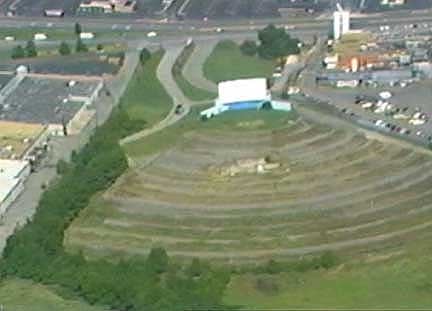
240;40;257;56
58;41;71;55
25;40;37;58
187;257;202;277
146;247;169;274
318;251;338;269
265;259;280;274
257;24;300;60
96;43;104;51
74;22;82;35
11;45;25;59
75;38;88;53
139;47;151;65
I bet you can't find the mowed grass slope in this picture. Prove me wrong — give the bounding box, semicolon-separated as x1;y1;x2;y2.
0;279;106;311
122;51;172;127
66;105;432;266
225;248;432;309
203;40;274;83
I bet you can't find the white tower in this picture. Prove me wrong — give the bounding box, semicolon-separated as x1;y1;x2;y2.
333;3;350;40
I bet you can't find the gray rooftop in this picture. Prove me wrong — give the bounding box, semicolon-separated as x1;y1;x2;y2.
320;69;413;82
0;77;100;125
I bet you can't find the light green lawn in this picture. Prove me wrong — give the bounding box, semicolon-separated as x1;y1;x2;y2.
122;51;172;126
225;248;432;309
174;72;216;101
203;40;274;83
0;279;106;311
124;108;296;158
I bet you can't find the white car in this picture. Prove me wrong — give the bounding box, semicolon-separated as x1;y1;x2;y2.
393;113;410;120
147;31;157;38
362;102;374;109
409;119;426;126
375;120;386;128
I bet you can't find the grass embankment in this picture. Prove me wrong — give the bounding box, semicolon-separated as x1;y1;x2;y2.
203;40;274;83
225;246;432;309
123;108;294;158
172;43;216;101
0;279;106;311
122;50;172;127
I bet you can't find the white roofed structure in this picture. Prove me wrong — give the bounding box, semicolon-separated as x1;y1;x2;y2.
0;159;31;215
215;78;270;106
201;77;291;118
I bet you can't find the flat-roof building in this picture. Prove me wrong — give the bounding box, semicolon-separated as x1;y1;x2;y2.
0;159;30;215
0;76;102;136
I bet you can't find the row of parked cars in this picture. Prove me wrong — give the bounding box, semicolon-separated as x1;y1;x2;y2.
351;94;432;142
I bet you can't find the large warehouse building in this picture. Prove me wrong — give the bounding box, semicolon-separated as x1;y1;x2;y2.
0;75;103;136
0;159;30;215
201;78;291;118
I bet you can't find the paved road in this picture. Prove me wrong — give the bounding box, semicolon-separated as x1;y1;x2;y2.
120;44;193;146
1;11;432;33
182;39;217;93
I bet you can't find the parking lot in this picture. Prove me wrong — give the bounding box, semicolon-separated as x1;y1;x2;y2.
304;81;432;145
0;0;80;16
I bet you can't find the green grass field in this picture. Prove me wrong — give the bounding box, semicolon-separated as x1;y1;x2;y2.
175;72;216;101
122;51;172;127
203;40;275;83
0;279;106;311
123;108;293;158
173;44;216;101
225;246;432;309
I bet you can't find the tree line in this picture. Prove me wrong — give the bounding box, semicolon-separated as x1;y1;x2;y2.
0;54;230;311
240;24;300;61
11;22;93;59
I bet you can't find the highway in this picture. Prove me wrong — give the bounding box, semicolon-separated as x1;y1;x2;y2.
0;10;432;37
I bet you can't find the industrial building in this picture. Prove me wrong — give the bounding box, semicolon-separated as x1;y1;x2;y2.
77;0;136;14
0;76;103;136
318;68;415;87
201;78;291;118
333;3;350;40
0;159;30;215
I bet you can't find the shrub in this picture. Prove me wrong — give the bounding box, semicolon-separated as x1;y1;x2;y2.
58;41;71;55
25;40;37;58
139;48;151;65
11;45;25;59
240;40;258;56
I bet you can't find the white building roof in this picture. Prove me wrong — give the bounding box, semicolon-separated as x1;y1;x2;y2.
0;178;20;204
216;78;269;106
0;159;29;204
0;159;28;180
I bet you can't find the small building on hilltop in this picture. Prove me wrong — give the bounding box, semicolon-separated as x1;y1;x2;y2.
200;78;291;119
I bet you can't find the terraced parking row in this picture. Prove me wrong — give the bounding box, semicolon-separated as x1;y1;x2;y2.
65;114;432;263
